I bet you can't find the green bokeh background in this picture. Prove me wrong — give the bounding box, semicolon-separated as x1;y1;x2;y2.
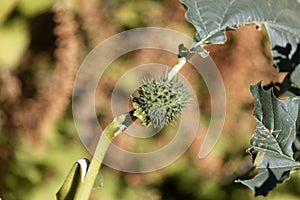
0;0;299;199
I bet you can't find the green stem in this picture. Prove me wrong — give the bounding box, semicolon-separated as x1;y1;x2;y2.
168;45;195;80
74;111;136;200
168;57;187;81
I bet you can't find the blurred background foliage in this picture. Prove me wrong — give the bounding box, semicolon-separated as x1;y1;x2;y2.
0;0;300;199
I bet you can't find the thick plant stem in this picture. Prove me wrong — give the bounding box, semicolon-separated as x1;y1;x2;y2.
74;111;136;200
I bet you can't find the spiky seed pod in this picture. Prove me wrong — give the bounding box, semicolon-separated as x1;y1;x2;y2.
132;76;189;128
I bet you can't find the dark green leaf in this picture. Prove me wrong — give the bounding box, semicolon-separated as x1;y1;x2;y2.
180;0;300;57
237;161;290;197
295;97;300;161
237;82;300;196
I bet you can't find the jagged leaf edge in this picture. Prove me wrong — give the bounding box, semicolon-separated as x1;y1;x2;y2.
236;82;300;196
180;0;300;56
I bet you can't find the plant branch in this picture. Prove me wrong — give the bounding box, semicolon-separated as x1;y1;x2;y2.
167;43;197;80
72;43;194;199
168;57;187;80
74;110;136;200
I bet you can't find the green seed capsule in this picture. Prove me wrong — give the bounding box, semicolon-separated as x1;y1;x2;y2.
132;76;189;128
